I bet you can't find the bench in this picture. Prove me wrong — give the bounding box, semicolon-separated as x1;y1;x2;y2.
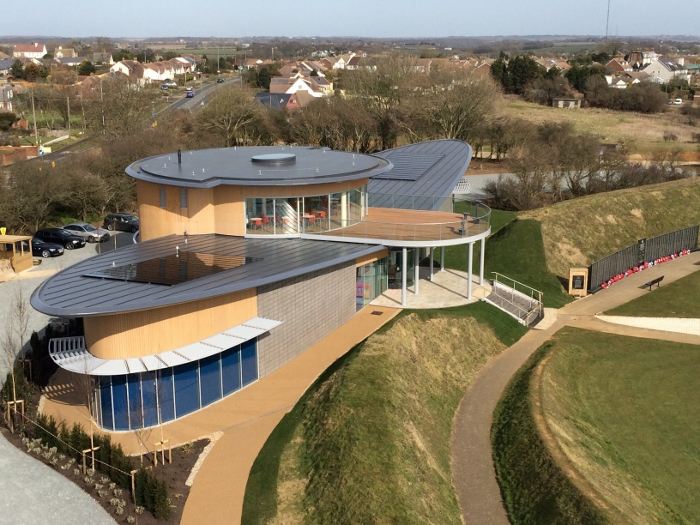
642;275;664;290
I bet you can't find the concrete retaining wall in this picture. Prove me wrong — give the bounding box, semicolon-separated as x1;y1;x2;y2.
596;315;700;336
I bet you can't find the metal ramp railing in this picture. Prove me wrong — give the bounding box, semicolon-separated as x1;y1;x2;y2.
483;272;544;326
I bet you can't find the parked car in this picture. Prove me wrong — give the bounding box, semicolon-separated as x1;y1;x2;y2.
216;78;225;84
185;87;195;98
163;79;177;88
64;222;110;243
30;238;64;258
673;98;683;105
34;228;86;250
103;213;140;233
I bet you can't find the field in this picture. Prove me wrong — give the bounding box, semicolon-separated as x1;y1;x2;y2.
499;96;699;156
242;303;526;525
521;177;700;277
606;269;700;317
539;328;700;523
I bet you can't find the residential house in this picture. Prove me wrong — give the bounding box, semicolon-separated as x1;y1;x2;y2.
92;52;114;65
54;46;77;58
641;58;690;84
255;91;315;111
1;83;13;112
604;72;647;89
54;56;84;67
269;73;332;98
12;42;47;59
535;57;571;73
626;50;660;69
110;60;146;85
0;58;14;77
605;57;632;73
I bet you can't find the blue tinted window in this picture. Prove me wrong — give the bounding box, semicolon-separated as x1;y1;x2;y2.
221;345;241;394
112;375;129;431
141;372;158;428
127;374;142;429
241;339;258;386
99;377;113;431
200;354;222;407
157;368;175;424
174;361;200;417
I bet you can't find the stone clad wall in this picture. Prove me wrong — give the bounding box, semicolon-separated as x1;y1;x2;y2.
256;263;356;376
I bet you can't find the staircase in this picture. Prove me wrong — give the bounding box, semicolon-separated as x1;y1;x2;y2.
483;273;543;326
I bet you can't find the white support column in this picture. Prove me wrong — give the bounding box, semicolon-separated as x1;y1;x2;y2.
440;246;445;271
401;247;407;307
467;242;474;300
429;247;434;282
414;248;420;295
479;237;486;285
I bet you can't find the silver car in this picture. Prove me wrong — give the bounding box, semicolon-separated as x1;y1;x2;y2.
63;223;110;243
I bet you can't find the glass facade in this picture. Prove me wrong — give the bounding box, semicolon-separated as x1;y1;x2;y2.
388;249;415;290
245;185;367;236
95;338;259;431
356;257;389;310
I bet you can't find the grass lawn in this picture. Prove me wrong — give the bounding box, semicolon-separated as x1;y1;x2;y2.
444;213;571;308
606;270;700;318
242;302;526;525
522;178;700;277
540;328;700;523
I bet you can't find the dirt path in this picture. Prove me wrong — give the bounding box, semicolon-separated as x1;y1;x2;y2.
451;251;700;525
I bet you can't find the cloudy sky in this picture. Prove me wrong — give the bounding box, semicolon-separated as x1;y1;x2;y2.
1;0;698;38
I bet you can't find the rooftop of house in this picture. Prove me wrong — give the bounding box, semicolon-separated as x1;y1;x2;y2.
30;234;384;317
126;146;392;188
13;43;46;53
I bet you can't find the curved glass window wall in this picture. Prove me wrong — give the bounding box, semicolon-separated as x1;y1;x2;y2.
245;185;367;235
93;339;258;431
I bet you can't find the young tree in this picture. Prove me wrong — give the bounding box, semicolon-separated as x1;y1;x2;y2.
78;60;96;76
10;59;24;79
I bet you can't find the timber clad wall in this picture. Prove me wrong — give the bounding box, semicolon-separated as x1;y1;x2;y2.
137;179;369;241
84;288;257;359
257;263;356;376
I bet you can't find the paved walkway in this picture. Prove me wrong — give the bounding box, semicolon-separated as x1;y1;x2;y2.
371;268;490;309
451;251;700;525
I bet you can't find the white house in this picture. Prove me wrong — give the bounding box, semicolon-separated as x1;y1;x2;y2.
12;43;47;59
642;59;691;84
269;74;329;98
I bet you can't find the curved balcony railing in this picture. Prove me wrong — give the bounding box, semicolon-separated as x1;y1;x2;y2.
302;195;491;243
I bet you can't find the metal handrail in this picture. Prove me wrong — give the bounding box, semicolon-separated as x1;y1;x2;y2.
491;272;544;321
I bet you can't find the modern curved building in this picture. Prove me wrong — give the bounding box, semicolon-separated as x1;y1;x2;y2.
32;140;490;432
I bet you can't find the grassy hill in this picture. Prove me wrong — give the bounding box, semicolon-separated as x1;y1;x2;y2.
494;327;700;524
242;303;526;525
521;178;700;277
540;328;700;523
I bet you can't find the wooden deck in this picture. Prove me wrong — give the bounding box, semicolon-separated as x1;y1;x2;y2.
306;207;489;243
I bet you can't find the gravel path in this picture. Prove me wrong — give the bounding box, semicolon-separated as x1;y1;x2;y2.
451;251;700;525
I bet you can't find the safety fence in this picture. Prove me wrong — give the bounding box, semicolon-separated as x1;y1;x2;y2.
588;225;699;292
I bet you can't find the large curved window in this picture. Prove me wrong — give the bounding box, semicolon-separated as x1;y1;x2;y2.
245;186;367;236
95;338;258;431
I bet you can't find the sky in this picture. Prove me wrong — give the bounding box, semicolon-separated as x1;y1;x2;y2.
1;0;698;39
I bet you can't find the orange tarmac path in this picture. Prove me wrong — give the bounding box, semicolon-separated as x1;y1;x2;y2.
179;305;399;525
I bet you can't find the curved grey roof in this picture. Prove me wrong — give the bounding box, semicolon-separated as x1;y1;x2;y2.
30;234;384;317
369;140;472;210
125;146;392;188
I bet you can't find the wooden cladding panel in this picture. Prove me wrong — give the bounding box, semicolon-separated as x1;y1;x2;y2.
137;179;369;240
84;288;257;359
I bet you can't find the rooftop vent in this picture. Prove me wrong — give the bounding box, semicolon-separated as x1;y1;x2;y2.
250;153;296;166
